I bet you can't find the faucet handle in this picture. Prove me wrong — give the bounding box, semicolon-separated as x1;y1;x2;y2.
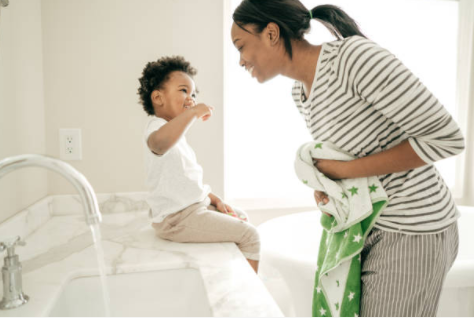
0;236;26;257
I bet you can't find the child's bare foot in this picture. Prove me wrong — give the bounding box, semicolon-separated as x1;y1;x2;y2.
247;259;259;273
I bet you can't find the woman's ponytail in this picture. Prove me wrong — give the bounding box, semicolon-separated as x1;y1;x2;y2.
233;1;365;60
310;5;366;40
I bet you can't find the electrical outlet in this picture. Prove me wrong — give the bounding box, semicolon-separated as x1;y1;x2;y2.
59;129;82;160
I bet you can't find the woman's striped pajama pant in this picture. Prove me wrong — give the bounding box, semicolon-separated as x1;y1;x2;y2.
360;222;459;317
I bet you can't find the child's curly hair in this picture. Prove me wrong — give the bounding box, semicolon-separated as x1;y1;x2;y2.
138;56;197;116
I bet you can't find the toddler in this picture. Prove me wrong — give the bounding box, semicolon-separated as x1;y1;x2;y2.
137;56;260;272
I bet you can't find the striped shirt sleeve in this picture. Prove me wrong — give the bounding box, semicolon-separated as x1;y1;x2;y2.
342;37;465;164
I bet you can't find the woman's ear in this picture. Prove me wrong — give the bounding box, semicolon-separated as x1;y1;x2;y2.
265;22;280;46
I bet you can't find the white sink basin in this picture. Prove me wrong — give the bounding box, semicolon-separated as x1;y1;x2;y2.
48;268;212;317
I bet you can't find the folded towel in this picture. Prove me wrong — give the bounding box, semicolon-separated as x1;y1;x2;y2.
294;141;388;317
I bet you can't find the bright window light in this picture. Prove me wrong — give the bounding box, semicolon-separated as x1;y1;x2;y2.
225;0;459;206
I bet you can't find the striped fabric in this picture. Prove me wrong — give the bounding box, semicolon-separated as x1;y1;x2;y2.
291;36;465;234
360;222;459;316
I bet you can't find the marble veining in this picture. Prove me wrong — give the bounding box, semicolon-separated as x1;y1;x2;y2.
51;192;148;216
0;194;283;317
0;197;52;242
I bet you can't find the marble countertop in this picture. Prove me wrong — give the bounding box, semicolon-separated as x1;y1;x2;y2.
0;206;283;317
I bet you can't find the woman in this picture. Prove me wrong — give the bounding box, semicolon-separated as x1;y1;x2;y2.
230;0;464;316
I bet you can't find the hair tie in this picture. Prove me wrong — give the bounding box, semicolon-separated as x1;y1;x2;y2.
309;10;313;19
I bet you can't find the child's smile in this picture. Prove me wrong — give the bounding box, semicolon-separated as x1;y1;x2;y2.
154;71;197;120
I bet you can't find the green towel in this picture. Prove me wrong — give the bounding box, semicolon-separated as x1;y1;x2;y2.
313;201;386;317
294;141;389;317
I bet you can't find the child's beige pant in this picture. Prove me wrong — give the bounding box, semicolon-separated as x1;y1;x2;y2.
152;198;260;260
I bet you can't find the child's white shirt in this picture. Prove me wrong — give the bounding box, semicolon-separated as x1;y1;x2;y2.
144;116;211;223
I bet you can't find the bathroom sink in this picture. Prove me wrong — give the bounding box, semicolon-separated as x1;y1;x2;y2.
48;267;212;317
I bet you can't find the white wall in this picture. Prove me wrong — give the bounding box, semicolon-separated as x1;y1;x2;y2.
0;0;225;223
0;0;48;224
41;0;225;196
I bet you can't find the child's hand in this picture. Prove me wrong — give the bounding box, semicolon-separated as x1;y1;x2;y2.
216;201;240;218
216;201;233;214
192;103;214;121
214;200;248;221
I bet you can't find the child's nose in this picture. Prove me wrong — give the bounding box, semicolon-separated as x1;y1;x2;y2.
185;97;195;106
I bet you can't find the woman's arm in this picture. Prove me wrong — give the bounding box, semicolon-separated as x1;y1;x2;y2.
316;38;465;180
315;139;426;180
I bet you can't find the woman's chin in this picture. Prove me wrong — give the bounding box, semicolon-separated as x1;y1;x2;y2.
255;73;267;83
256;73;276;84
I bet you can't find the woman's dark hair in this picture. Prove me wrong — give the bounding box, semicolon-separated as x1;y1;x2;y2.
138;56;197;116
232;0;366;59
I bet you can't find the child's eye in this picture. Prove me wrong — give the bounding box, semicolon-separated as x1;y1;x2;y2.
192;94;196;99
180;89;187;93
238;46;243;52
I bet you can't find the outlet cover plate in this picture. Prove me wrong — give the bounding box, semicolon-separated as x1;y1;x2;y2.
59;128;82;160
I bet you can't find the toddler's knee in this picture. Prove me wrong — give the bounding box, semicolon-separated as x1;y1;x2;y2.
240;224;261;253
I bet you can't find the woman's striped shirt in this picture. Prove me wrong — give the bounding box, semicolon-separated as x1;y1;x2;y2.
292;36;465;234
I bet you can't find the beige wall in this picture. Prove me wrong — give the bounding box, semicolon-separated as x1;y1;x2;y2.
0;0;225;223
41;0;225;196
0;0;48;224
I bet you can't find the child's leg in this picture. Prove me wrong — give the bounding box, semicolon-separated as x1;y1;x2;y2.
152;201;260;273
246;259;259;273
206;205;257;271
233;207;258;272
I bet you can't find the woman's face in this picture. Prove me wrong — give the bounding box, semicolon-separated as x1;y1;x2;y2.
231;22;283;83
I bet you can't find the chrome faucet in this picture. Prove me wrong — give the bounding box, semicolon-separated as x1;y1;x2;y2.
0;237;28;310
0;154;102;309
0;154;102;225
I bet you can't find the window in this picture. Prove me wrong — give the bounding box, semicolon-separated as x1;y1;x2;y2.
225;0;460;207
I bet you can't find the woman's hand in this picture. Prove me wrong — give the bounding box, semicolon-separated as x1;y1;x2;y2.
314;190;332;217
313;159;342;218
312;158;347;180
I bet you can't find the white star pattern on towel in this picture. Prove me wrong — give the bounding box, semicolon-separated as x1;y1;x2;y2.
320;308;327;316
353;233;362;243
348;291;355;301
344;231;348;238
316;286;322;293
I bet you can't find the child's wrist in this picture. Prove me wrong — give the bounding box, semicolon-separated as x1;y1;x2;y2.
208;194;220;206
189;107;201;119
